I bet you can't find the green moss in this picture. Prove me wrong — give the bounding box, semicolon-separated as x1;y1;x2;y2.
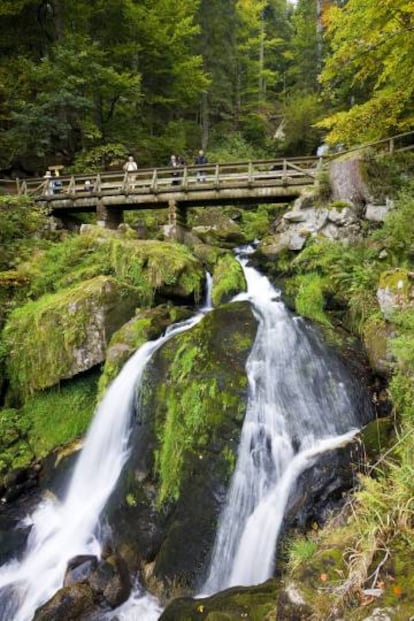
3;276;139;398
0;408;34;476
98;305;193;398
292;272;331;327
151;302;255;504
23;371;99;458
15;229;203;306
211;254;247;307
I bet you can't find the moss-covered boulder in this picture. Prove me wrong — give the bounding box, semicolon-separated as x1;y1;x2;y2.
105;301;257;592
98;305;193;397
22;227;205;306
159;579;279;620
377;269;414;320
190;208;247;248
211;254;247;307
3;276;140;398
362;315;395;375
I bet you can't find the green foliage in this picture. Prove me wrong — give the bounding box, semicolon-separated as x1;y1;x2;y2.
293;272;331;326
240;204;277;241
0;196;48;270
0;407;33;474
70;143;128;174
207;133;267;163
280;93;324;156
292;238;380;332
23;372;99;459
19;232;203;304
372;180;414;265
319;0;414;144
287;536;318;572
211;254;247;307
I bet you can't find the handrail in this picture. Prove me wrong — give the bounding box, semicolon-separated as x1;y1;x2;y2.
14;157;318;199
328;129;414;160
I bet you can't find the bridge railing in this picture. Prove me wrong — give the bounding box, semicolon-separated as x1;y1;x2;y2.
15;156;319;199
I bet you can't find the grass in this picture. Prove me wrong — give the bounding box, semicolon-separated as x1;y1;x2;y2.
23;371;99;458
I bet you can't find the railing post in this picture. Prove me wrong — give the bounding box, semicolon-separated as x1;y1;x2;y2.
389;138;394;154
94;174;101;192
182;166;188;190
215;163;219;188
248;161;253;185
151;169;158;192
16;178;21;195
282;159;288;185
68;176;75;194
122;171;129;192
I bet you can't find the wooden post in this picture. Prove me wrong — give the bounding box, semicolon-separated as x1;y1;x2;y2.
168;199;177;226
96;200;124;229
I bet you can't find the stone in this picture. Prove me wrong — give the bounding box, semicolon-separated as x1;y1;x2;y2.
365;204;392;222
329;157;373;208
88;554;131;608
33;583;95;621
64;555;98;587
376;268;414;319
327;206;357;226
211;254;247;306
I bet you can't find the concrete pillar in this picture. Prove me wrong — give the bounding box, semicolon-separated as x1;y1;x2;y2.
168;200;187;242
96;201;124;229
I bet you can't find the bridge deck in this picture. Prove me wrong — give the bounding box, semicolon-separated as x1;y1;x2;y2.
18;157;319;212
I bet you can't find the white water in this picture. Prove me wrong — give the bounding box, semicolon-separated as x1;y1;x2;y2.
0;258;368;619
0;300;212;621
202;258;364;593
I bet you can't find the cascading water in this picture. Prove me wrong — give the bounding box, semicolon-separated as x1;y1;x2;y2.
202;255;370;594
0;281;213;621
0;255;370;620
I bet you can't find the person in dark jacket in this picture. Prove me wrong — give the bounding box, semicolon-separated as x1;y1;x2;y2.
195;149;208;182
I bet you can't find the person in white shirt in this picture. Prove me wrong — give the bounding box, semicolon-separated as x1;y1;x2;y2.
123;155;138;188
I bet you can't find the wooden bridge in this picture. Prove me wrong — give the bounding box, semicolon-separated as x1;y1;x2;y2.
14;157;318;229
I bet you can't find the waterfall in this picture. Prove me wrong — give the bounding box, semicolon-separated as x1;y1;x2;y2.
0;276;213;621
202;258;369;594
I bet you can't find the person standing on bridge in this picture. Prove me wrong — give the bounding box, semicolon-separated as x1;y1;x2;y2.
195;149;208;182
123;154;138;189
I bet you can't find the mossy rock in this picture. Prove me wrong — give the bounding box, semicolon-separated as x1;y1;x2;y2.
159;579;279;621
377;269;414;320
360;417;394;460
362;315;395;375
3;276;140;398
105;301;257;591
0;408;34;480
211;254;247;307
20;227;205;306
98;305;193;397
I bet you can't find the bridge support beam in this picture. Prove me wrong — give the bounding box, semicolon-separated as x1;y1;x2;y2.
168;200;187;242
96;201;124;229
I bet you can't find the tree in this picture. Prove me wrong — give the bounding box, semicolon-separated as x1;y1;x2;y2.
318;0;414;145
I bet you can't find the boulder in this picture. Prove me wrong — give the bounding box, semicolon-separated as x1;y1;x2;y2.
33;583;95;621
98;304;193;396
4;276;141;397
376;269;414;320
211;254;247;306
159;578;279;621
105;301;257;592
329;157;373;209
365;203;393;223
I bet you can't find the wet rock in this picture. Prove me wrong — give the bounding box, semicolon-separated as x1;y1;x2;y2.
64;555;98;587
276;582;314;620
159;578;279;621
105;301;257;592
33;583;95;621
88;554;131;608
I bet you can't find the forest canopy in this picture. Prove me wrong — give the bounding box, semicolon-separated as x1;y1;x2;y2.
0;0;412;173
